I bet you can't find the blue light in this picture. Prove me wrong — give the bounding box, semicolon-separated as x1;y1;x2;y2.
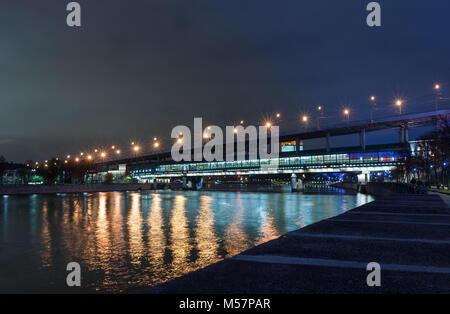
413;168;417;172
430;165;434;169
444;162;448;167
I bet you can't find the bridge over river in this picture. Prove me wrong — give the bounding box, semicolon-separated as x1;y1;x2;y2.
95;110;449;189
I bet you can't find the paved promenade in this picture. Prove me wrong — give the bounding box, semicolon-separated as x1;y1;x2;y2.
147;193;450;293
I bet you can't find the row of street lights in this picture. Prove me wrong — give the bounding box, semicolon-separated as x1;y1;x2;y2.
34;83;443;166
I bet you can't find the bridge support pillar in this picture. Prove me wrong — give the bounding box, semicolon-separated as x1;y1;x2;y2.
326;132;331;153
360;128;366;151
357;172;370;184
399;124;409;144
404;124;409;143
291;173;303;192
295;137;301;153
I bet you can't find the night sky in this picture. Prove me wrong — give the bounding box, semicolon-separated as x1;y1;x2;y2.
0;0;449;162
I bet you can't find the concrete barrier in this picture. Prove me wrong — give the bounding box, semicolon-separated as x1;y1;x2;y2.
333;182;428;198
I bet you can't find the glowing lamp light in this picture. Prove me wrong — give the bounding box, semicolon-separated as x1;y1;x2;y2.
344;109;350;115
116;150;121;154
153;142;160;148
435;84;440;90
370;96;375;101
395;99;403;106
265;122;272;128
302;115;308;122
276;113;281;118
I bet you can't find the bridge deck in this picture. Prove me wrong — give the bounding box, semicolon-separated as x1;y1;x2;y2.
146;193;450;293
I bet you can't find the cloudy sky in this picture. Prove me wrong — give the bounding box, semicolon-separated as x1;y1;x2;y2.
0;0;449;162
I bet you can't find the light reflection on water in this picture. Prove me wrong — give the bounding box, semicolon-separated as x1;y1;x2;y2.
0;189;373;293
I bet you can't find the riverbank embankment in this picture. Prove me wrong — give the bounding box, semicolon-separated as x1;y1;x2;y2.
0;184;153;195
146;193;450;293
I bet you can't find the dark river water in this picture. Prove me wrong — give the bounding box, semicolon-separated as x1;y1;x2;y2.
0;189;373;293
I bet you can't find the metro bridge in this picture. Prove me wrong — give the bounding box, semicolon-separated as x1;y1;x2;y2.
96;110;449;187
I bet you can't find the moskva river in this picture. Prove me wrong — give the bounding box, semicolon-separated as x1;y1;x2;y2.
0;189;373;292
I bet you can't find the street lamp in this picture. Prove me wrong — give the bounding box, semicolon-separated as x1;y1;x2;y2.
395;99;403;115
434;83;441;111
265;122;272;128
369;96;376;123
343;109;350;125
276;113;281;119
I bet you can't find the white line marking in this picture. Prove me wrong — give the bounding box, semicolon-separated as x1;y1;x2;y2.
233;255;450;274
330;218;450;226
289;232;450;245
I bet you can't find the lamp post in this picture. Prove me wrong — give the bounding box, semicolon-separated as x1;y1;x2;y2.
395;99;403;115
434;84;441;111
369;96;376;123
343;109;350;125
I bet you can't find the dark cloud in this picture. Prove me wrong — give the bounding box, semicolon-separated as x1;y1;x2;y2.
0;0;449;162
